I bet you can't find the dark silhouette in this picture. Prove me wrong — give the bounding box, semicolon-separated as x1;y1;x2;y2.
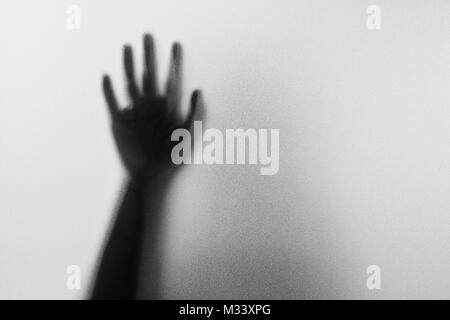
90;33;201;299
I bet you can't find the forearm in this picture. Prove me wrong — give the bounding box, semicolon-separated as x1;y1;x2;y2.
90;176;148;299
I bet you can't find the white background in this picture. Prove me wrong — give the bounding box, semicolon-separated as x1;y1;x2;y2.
1;0;449;299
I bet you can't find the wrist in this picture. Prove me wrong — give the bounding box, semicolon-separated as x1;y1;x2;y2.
128;165;178;187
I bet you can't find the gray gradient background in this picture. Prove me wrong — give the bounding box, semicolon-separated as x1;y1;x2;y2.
1;0;449;299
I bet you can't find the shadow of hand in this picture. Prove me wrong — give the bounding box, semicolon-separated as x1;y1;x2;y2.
103;34;200;178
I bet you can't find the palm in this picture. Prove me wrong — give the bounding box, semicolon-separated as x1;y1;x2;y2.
102;34;199;176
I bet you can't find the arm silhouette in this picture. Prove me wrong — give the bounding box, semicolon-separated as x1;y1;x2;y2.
90;34;200;299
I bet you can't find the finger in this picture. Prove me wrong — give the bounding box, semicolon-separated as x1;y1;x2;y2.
143;34;157;96
184;90;200;129
166;42;182;115
102;75;119;118
123;45;140;100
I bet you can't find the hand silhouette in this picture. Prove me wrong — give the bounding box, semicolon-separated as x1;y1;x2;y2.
103;34;200;177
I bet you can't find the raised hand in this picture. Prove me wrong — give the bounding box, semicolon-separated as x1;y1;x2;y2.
103;34;200;177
